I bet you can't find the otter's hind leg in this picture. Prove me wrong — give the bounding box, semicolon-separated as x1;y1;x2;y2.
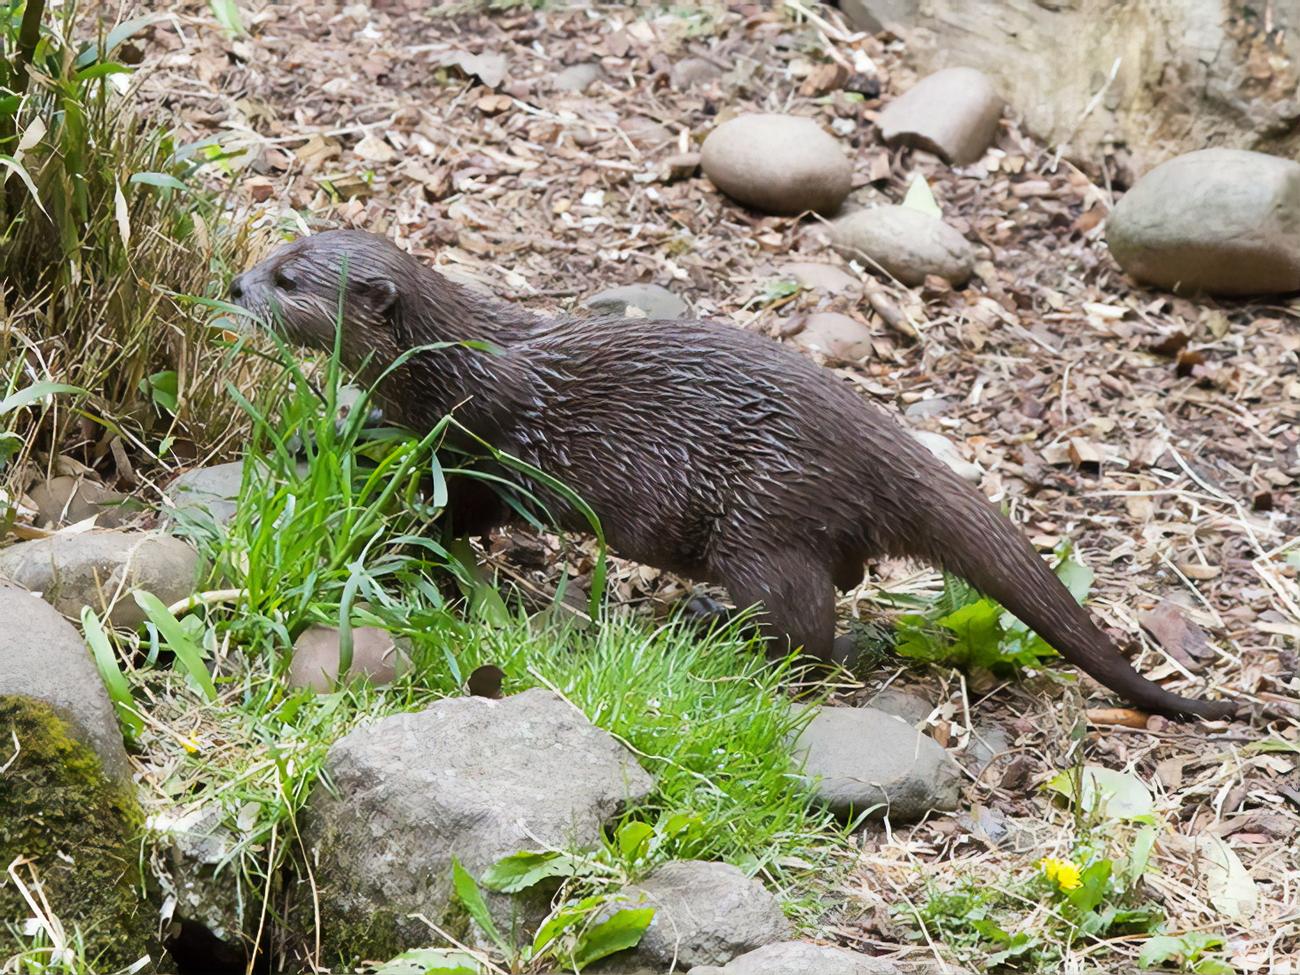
713;549;836;664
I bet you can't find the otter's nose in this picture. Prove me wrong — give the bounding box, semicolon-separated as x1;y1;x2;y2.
229;273;245;301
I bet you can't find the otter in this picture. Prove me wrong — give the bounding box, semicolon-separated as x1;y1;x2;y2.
229;230;1237;721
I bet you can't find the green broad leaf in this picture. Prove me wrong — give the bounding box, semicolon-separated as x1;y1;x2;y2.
1125;825;1158;888
0;382;86;416
531;902;589;956
140;370;179;414
1139;935;1187;967
571;907;655;970
937;598;1002;651
130;171;189;192
374;948;481;975
658;811;703;841
982;930;1038;966
616;821;654;862
210;0;247;36
1053;545;1095;603
1139;932;1230;971
134;591;218;702
480;850;577;893
760;278;801;303
451;859;507;954
1065;858;1112;914
81;608;143;742
1046;766;1156;822
1243;736;1300;755
901;173;942;218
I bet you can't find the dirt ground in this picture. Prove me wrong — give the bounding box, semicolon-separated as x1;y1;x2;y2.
114;1;1298;971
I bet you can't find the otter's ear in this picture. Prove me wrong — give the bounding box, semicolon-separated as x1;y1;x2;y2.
364;278;408;345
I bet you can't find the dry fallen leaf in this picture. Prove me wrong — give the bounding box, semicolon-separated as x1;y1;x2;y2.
1198;835;1260;922
1139;599;1215;671
443;49;508;88
354;133;396;163
475;93;513;115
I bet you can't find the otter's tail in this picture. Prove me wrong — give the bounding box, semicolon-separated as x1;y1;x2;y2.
894;464;1236;721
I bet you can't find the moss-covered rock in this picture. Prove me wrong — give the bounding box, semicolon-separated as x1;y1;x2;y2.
0;695;161;970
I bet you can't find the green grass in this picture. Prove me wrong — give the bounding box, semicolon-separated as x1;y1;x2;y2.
82;337;847;968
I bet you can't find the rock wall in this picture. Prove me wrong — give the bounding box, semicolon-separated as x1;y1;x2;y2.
895;0;1300;179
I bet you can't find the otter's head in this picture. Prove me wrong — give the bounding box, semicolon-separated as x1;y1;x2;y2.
229;230;419;366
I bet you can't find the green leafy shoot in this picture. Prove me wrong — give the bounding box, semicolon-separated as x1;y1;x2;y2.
892;542;1094;672
451;859;508;956
570;907;656;969
373;948;482;975
1138;933;1235;975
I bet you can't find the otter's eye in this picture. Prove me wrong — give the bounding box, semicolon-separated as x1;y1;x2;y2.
274;269;297;292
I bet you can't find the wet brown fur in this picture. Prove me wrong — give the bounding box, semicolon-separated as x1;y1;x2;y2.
231;230;1237;720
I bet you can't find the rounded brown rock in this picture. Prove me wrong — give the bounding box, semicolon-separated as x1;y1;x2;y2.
829;205;975;286
1106;147;1300;296
701;113;852;216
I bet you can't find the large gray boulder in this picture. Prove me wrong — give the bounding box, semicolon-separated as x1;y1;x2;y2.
605;861;790;971
0;583;130;784
701;114;852;216
303;688;654;961
829;206;975;286
689;941;903;975
792;706;963;821
0;588;158;964
877;67;1003;165
1106;148;1300;296
0;530;203;629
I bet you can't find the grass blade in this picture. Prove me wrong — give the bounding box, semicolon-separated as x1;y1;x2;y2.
134;591;218;702
80;607;143;742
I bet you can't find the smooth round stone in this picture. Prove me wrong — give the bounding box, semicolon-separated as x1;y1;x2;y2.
582;283;689;320
554;62;602;92
1106;147;1300;296
877;67;1004;165
687;940;904;975
28;476;130;528
791;705;963;821
288;625;411;692
701;113;852;216
0;530;203;629
670;56;723;89
911;430;982;483
792;312;873;361
778;262;861;294
606;861;790;970
829;205;975;286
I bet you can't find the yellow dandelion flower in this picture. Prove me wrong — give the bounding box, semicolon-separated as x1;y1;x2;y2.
1039;856;1083;890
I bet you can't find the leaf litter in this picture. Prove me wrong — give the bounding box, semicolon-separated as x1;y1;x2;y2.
92;0;1298;970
